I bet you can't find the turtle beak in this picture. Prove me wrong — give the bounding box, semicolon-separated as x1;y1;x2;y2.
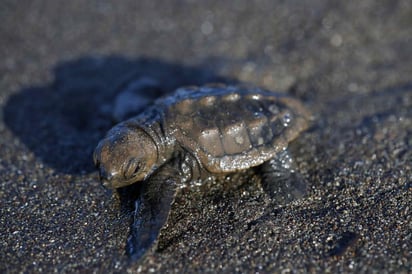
99;168;114;189
101;178;112;189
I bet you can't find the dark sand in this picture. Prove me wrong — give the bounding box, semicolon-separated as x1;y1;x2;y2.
1;1;411;273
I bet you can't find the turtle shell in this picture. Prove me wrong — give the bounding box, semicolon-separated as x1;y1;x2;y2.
162;85;311;173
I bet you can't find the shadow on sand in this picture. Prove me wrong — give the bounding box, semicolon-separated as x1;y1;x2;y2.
3;55;235;175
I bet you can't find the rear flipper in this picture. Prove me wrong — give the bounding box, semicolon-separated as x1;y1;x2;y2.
259;149;307;206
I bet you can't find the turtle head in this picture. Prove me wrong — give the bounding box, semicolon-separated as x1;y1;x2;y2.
93;123;158;189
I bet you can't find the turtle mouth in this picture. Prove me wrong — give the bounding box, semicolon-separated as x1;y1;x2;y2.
103;175;141;189
98;168;139;189
122;175;141;185
101;178;114;189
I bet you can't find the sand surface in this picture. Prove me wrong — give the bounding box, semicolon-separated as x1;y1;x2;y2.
1;1;411;272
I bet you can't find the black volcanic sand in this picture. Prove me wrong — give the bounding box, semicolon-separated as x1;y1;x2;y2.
1;1;411;273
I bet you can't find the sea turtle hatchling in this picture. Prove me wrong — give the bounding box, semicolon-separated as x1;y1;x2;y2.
94;81;311;260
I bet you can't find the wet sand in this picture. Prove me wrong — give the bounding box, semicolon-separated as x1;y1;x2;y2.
1;1;411;272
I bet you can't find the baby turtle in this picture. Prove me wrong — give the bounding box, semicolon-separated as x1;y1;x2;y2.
94;81;311;260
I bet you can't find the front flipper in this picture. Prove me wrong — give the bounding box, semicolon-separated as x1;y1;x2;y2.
126;164;180;261
112;77;163;122
125;150;202;261
259;149;307;205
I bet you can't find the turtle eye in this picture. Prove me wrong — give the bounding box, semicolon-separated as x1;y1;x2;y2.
124;159;140;178
132;164;140;175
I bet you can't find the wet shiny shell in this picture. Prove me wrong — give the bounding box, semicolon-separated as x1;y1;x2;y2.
162;85;310;173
